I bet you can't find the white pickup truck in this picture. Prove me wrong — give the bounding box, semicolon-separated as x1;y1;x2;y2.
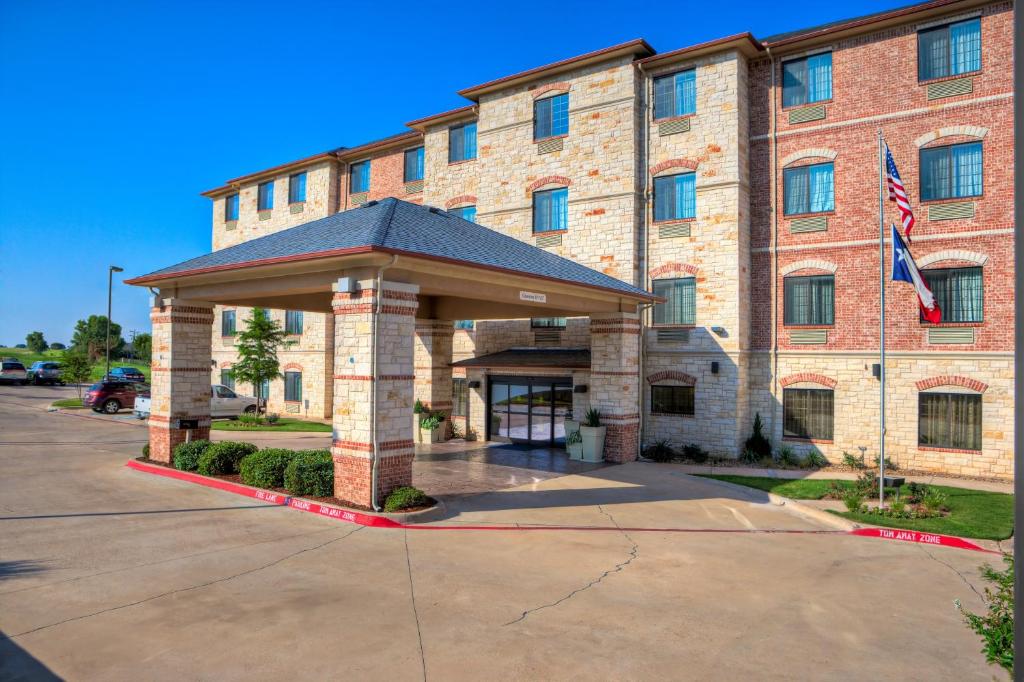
134;384;260;420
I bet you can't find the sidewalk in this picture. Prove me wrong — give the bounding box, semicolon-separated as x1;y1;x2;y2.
672;463;1013;494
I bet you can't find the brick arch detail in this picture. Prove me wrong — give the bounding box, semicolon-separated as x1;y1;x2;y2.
781;148;838;167
780;373;837;389
282;363;304;372
647;370;697;386
914;125;989;148
531;82;571;99
526;175;572;193
219;362;232;369
915;375;988;393
649;262;698;279
649;158;699;176
445;194;477;210
781;259;838;276
917;249;988;268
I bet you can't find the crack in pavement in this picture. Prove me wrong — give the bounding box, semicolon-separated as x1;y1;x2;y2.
503;504;639;626
404;529;428;682
3;526;363;640
915;544;984;603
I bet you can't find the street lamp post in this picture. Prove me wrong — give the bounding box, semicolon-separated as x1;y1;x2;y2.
106;265;124;379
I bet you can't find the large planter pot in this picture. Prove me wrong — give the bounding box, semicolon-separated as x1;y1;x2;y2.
414;414;425;442
490;415;502;438
580;425;606;462
421;426;445;443
567;441;584;460
564;419;580;438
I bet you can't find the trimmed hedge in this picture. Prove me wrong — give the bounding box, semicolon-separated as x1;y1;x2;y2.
383;486;429;512
197;441;258;476
239;448;295;488
284;449;333;497
173;439;212;472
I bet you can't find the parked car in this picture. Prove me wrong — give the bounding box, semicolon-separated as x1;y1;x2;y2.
0;361;28;385
132;384;259;420
27;361;64;385
84;380;148;414
108;366;146;382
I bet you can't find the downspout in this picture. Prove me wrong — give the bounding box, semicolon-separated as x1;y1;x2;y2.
767;46;780;439
636;60;653;455
370;254;398;512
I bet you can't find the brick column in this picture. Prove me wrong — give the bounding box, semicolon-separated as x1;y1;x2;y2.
331;280;419;508
589;312;641;463
414;319;454;412
148;299;215;464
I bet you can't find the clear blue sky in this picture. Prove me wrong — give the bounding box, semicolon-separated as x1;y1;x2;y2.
0;0;908;346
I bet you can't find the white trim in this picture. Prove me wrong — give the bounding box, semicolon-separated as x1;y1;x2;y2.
781;259;838;275
781;148;837;167
914;125;989;147
917;249;988;268
751;227;1014;254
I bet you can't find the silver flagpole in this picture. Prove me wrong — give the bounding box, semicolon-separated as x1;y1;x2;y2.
877;130;886;509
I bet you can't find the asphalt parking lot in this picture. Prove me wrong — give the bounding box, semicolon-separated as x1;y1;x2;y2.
0;384;1003;680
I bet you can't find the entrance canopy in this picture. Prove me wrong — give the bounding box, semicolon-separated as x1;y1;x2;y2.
126;198;657;318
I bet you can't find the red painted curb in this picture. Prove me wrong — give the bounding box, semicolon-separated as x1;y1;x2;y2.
125;460;1000;553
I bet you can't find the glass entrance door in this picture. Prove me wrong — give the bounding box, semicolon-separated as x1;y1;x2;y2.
489;376;573;446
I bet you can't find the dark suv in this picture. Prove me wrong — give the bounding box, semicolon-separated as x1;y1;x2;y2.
108;367;146;382
84;381;147;414
28;361;63;385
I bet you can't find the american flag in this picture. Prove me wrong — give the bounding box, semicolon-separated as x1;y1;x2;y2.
885;143;916;241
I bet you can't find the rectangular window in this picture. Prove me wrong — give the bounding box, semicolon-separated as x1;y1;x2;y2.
225;194;239;221
454;320;475;330
922;266;983;323
783;388;834;440
652;278;696;326
653;173;696;221
532;187;568;233
531;317;566;329
653;69;696;120
221;310;236;336
404;146;424;182
257;181;274;211
533;93;569;140
920;142;982;201
919;391;982;450
452;205;476;223
918;18;981;81
350;161;370;193
220;369;235;391
449;122;477;163
782;53;833;107
651;385;695;415
784;275;835;326
285;310;304;335
288;172;306;203
284;371;302;402
783;162;834;215
452;378;469;417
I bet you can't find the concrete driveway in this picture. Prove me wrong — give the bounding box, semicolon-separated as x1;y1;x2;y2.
0;384;1003;680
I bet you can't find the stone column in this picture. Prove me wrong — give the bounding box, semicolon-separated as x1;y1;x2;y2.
414;319;454;413
148;299;215;464
589;312;641;463
331;280;419;508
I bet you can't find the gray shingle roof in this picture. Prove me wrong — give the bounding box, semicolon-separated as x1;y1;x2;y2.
133;198;652;299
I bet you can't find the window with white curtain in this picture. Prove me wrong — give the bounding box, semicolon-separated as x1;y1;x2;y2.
920;141;982;201
921;266;983;323
653;173;696;221
653;69;696;119
919;392;982;450
783;162;834;215
783;388;834;440
782;53;832;107
532;187;568;233
918;18;982;81
652;278;696;325
784;274;834;326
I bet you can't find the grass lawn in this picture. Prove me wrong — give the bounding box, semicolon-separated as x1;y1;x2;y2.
697;474;1014;541
51;398;84;408
211;418;332;433
0;347;150;382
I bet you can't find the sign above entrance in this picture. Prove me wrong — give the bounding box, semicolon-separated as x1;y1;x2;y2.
519;291;547;303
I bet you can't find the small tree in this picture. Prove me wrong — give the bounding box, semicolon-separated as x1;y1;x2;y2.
132;332;152;362
49;342;66;350
229;308;289;415
25;331;48;354
71;315;124;361
744;412;772;461
957;554;1013;675
60;349;93;401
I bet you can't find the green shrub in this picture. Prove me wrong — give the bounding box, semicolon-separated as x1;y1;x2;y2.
743;413;771;461
284;449;333;496
843;490;864;513
802;450;828;468
420;414;443;431
922;488;949;513
197;441;258;476
739;448;760;464
413;399;425;414
237;412;261;427
841;451;865;469
583;408;602;428
890;497;906;514
905;482;929;504
383;486;429;512
265;412;280;425
173;439;212;472
142;442;150;459
957;554;1013;675
239;448;295;488
682;443;708;464
449;421;463;439
776;445;800;467
854;470;878;495
645;440;675;463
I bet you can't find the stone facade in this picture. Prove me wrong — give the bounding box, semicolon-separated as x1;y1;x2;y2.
199;1;1013;479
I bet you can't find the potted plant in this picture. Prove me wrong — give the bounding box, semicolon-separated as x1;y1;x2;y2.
414;399;426;442
579;408;606;462
420;412;447;443
566;429;583;460
563;408;579;442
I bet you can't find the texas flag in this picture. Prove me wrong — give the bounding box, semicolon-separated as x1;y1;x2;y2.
891;224;941;323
